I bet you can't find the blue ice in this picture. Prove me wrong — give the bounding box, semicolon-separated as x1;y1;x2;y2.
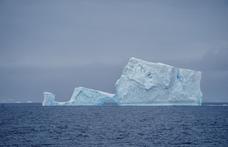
43;57;203;106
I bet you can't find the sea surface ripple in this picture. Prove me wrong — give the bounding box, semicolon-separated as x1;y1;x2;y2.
0;103;228;146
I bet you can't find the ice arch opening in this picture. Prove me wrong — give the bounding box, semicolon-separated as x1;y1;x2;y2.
102;100;119;106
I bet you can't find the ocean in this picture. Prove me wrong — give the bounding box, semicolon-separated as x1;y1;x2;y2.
0;103;227;146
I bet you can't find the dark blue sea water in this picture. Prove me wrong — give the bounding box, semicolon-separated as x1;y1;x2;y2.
0;103;228;147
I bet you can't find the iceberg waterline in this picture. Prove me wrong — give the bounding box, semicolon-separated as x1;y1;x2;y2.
43;57;203;106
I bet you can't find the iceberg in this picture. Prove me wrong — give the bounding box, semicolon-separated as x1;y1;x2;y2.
115;57;202;106
43;87;115;106
43;57;203;106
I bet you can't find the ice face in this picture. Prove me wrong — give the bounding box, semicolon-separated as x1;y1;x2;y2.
43;57;203;106
43;92;57;106
114;57;203;106
67;87;115;106
42;87;115;106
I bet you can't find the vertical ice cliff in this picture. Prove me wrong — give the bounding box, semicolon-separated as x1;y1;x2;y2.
43;57;203;106
43;92;57;106
114;57;203;106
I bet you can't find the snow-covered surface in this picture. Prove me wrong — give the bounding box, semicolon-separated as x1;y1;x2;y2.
42;57;203;106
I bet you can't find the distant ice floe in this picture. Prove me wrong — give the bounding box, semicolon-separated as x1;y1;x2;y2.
1;99;17;103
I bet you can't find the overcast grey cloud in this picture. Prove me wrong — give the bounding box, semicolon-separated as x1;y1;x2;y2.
0;0;228;103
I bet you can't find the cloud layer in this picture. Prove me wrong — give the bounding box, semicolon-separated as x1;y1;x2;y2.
0;0;228;102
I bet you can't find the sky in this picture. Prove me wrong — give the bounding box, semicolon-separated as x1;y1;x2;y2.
0;0;228;103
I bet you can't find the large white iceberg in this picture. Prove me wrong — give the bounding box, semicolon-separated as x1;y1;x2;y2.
114;57;202;106
43;57;203;106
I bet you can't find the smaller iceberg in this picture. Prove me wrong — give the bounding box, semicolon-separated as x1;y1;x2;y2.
42;87;115;106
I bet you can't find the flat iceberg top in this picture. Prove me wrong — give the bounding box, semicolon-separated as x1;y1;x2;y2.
43;57;203;106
